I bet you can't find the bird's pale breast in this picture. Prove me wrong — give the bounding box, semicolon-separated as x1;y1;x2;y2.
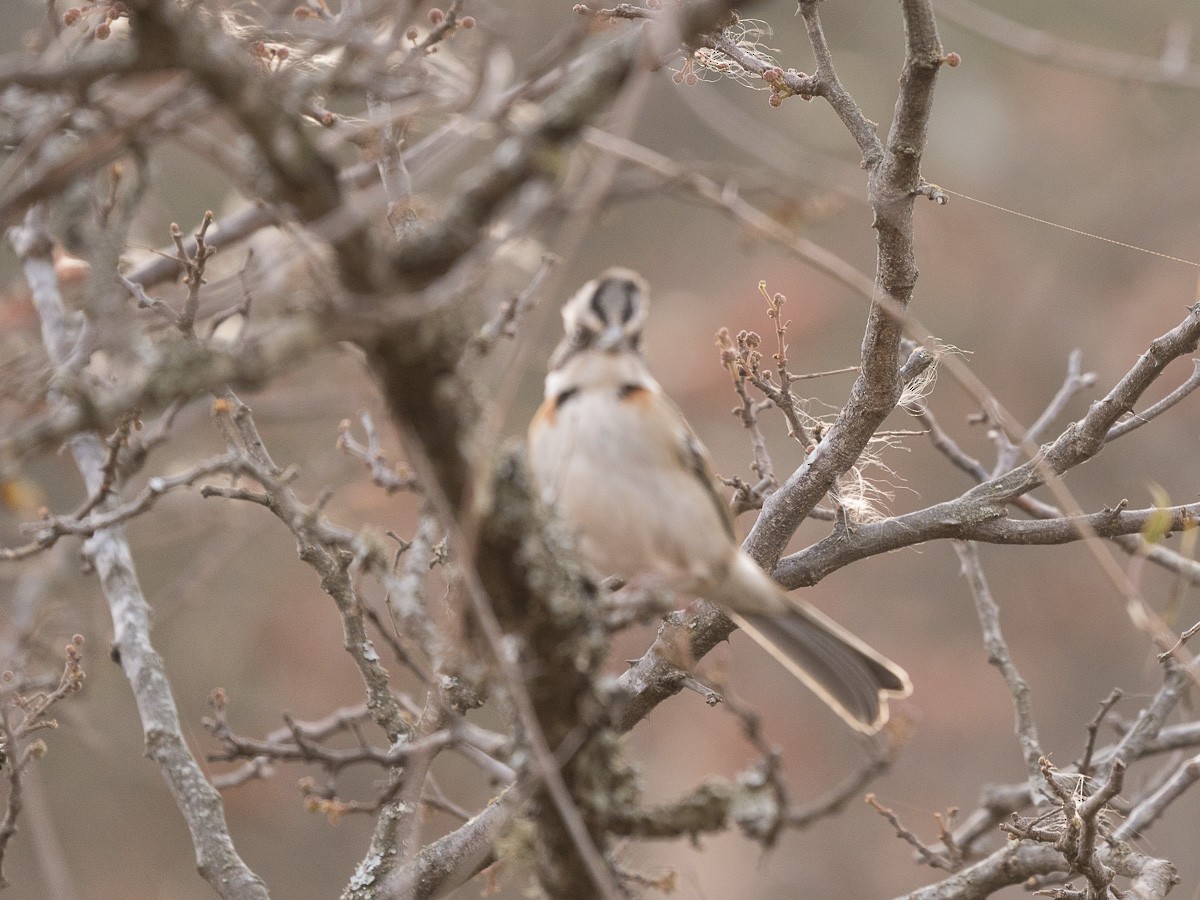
529;385;733;587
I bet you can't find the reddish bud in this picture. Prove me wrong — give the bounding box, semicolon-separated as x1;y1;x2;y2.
768;92;782;107
63;7;82;25
671;71;684;84
94;21;111;39
427;7;444;24
406;26;419;40
460;15;475;28
684;72;698;86
943;51;961;67
646;0;660;7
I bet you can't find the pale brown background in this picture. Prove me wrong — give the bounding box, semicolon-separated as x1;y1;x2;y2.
2;1;1200;897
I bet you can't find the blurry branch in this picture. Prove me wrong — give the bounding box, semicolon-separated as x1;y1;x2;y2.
123;65;509;292
462;252;558;362
0;42;138;91
0;77;196;224
8;209;269;899
337;413;421;495
1;451;242;561
379;507;441;683
936;0;1200;90
362;448;627;900
0;318;323;465
583;127;875;299
127;1;367;279
602;742;892;843
0;639;86;888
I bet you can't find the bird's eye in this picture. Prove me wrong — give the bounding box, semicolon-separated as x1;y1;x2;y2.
574;325;592;347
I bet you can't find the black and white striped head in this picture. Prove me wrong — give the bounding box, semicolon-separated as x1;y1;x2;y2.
551;268;649;368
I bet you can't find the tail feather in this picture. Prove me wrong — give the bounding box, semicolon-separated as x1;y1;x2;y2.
712;555;911;734
732;607;910;733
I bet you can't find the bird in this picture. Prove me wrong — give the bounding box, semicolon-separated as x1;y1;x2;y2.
527;268;911;734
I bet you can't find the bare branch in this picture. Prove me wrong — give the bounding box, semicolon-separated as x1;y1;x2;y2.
953;543;1043;793
9;208;268;899
743;0;946;570
936;0;1200;90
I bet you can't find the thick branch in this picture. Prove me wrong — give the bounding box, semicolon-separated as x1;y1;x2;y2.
776;502;1200;588
744;0;944;570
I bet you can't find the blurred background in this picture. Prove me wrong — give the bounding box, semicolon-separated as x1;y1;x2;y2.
2;0;1200;897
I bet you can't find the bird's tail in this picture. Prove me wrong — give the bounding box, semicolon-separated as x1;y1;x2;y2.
714;554;911;734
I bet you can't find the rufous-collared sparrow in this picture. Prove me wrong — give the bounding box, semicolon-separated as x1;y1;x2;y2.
527;268;911;733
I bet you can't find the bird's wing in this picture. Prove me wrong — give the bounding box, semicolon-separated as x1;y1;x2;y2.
675;417;737;542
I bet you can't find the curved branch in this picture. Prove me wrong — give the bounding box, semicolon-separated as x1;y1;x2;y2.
776;503;1200;589
936;0;1200;90
9;210;268;900
744;0;945;570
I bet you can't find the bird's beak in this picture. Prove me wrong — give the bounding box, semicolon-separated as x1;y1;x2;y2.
596;323;626;352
